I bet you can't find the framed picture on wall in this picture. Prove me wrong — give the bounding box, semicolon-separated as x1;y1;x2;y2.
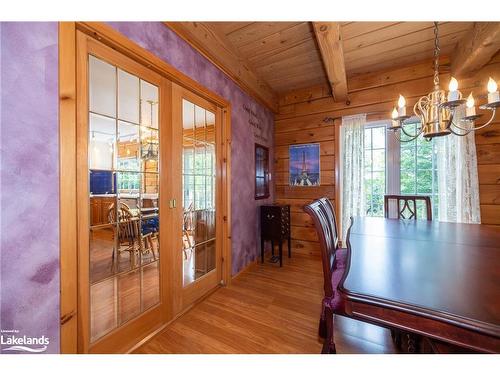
289;143;320;186
255;143;270;199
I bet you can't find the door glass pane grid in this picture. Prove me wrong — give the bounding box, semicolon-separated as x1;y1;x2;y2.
182;99;216;286
88;55;160;343
399;122;439;219
364;126;386;217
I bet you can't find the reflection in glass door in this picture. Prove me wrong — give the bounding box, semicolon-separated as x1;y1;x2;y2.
87;55;160;343
182;99;217;286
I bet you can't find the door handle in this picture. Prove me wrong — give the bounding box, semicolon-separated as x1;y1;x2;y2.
169;199;177;209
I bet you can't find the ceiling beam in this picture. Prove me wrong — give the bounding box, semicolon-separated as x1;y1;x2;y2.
164;22;278;112
312;22;348;103
451;22;500;77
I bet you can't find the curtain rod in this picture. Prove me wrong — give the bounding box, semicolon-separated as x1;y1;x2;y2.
323;110;391;123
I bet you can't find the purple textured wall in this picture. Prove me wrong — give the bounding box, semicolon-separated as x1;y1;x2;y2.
107;22;275;275
0;22;60;353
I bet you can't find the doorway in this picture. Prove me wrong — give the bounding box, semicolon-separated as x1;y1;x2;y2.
63;25;232;353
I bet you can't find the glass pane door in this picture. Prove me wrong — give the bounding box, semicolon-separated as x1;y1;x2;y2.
181;99;217;286
88;55;160;343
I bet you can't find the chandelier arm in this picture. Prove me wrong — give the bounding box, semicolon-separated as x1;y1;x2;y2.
449;108;497;132
400;122;423;138
447;124;472;137
391;129;420;143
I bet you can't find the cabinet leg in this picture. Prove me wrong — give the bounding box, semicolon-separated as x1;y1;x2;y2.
261;238;264;263
271;240;275;256
288;237;291;258
279;241;283;267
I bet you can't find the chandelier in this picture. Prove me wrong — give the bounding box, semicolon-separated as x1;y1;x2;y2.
388;22;500;142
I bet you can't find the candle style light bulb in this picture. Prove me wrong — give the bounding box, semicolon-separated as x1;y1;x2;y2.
398;95;406;108
487;77;500;104
447;77;460;101
487;77;498;93
391;107;398;119
449;77;459;91
466;93;476;117
466;93;475;108
397;95;406;117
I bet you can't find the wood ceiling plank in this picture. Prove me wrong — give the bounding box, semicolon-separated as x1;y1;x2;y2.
165;22;278;112
346;31;467;74
255;47;326;80
312;22;348;102
225;22;302;48
248;38;318;68
341;22;398;40
347;47;455;77
238;22;314;60
452;22;500;77
344;23;473;64
265;62;325;84
204;22;253;36
256;53;324;77
344;22;437;52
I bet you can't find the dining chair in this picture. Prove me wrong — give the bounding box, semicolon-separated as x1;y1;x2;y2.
384;194;431;351
304;198;353;354
384;194;432;221
108;202;156;267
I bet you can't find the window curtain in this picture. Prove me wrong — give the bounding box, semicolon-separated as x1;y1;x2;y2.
341;114;366;239
436;106;481;223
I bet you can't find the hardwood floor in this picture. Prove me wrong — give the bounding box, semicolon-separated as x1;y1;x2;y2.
134;252;399;354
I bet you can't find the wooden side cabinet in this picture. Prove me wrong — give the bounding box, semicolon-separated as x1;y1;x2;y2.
260;204;291;267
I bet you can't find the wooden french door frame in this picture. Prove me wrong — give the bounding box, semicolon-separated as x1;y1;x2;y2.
76;30;171;354
171;83;224;315
59;22;232;354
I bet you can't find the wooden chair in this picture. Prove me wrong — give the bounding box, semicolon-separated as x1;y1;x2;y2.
108;202;156;267
304;198;353;354
182;202;195;260
384;194;432;221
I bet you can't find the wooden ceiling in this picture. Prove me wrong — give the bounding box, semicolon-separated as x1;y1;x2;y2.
165;22;500;111
206;22;326;93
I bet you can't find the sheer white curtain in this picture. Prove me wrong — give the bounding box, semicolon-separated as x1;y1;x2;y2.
341;114;366;239
436;106;481;223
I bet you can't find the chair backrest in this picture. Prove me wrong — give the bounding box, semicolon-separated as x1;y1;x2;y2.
304;198;349;298
317;197;339;251
108;202;140;243
384;194;432;221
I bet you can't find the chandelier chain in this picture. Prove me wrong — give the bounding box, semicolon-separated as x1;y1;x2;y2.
433;21;440;87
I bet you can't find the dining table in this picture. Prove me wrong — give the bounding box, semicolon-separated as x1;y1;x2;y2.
338;216;500;353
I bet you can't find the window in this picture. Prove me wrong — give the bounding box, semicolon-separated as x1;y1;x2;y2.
255;144;270;200
399;122;439;219
364;125;386;216
362;118;438;219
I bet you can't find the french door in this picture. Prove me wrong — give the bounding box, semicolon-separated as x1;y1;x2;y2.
74;31;228;353
171;84;224;313
76;33;172;353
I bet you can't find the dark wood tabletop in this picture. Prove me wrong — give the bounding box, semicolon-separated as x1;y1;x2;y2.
339;217;500;352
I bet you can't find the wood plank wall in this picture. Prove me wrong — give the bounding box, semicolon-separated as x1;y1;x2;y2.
274;54;500;256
